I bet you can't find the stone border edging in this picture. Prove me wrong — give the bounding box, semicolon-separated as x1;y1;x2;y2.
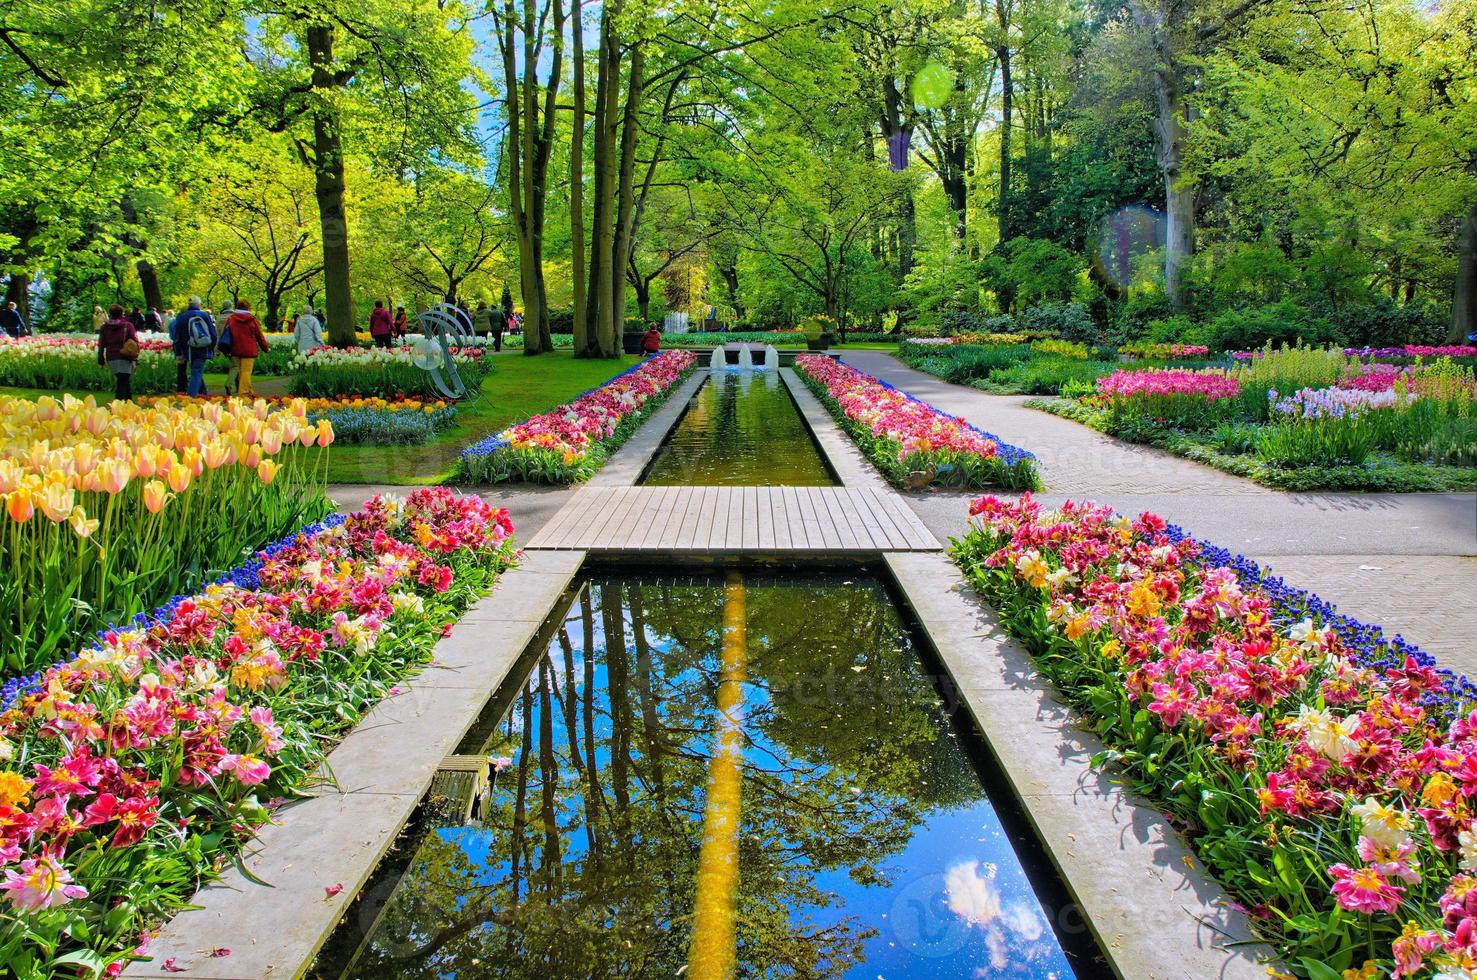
122;550;587;980
883;550;1276;980
587;371;707;486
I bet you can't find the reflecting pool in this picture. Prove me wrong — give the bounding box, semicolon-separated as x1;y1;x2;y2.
642;372;836;486
315;570;1089;978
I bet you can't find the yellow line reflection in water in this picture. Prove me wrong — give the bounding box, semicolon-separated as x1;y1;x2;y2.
687;570;747;980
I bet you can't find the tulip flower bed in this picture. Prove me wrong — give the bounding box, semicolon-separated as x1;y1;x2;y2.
143;394;457;446
458;351;698;483
0;395;333;674
287;345;492;399
795;354;1039;489
1034;354;1477;491
0;488;515;977
955;494;1477;978
0;337;177;395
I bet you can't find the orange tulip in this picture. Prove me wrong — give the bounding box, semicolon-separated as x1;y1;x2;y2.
5;489;34;523
316;420;335;447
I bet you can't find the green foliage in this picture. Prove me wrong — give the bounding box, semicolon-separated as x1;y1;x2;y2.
1022;302;1098;344
981;238;1086;312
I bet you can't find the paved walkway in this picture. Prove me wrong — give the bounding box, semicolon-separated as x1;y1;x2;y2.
842;350;1477;675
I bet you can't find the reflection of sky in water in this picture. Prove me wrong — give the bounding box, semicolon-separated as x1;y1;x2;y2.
321;574;1078;978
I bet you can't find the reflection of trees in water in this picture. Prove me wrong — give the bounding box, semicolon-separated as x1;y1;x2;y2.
345;573;986;978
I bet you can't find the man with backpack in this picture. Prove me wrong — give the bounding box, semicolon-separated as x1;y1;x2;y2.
170;298;218;397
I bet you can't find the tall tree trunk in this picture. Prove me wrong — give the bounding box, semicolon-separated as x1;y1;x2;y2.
305;25;356;346
1145;44;1193;308
995;0;1014;243
4;271;30;324
720;264;743;322
136;261;163;313
609;43;645;341
570;4;590;356
1451;200;1476;343
587;16;621;357
633;274;651;322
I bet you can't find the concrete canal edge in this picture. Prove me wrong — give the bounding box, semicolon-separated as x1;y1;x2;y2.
121;550;586;980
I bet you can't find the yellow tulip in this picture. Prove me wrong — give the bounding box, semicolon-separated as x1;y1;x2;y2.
97;459;130;495
0;460;20;495
260;427;284;455
202;441;230;470
142;480;169;514
181;447;203;477
316;419;335;447
68;506;99;539
242;445;262;469
256;460;279;485
166;462;192;494
38;481;74;523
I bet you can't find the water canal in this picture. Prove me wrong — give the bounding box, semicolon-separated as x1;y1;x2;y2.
641;371;836;486
314;567;1091;978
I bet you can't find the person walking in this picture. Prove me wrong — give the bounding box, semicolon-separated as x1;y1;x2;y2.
97;304;140;400
0;301;26;338
473;300;493;339
144;307;163;333
92;305;106;333
223;300;269;396
393;306;409;338
171;298;218;397
368;300;394;349
294;305;323;352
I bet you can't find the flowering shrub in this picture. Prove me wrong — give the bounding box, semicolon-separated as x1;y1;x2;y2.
1095;368;1242;401
1;395;334;674
794;354;1038;488
458;351;698;484
287;344;491;399
1270;386;1416;420
955;494;1477;977
0;487;514;976
1119;341;1211;360
1033;338;1091;360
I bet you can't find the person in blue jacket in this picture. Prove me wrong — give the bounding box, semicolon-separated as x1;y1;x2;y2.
170;298;218;397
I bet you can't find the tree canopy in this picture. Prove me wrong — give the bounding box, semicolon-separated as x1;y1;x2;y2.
3;0;1473;347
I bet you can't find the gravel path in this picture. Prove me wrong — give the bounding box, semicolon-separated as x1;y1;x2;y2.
840;350;1477;674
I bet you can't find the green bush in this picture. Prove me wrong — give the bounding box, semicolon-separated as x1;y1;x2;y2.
1022;302;1097;344
1192;301;1341;352
898;343;1032;383
975;357;1118;395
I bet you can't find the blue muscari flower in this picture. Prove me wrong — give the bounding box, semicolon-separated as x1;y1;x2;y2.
0;512;350;709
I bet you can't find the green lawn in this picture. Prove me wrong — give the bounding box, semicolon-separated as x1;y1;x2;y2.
325;352;635;484
2;356;635;486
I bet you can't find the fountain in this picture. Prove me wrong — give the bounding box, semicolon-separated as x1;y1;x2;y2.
709;342;779;371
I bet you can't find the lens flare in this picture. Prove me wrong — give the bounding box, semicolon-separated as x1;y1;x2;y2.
1094;206;1165;290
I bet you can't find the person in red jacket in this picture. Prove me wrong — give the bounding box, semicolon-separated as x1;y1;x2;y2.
97;304;139;400
224;300;270;396
369;301;395;348
641;324;662;357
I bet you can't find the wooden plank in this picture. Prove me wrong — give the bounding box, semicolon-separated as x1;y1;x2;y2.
635;487;675;549
779;487;805;549
680;487;713;550
622;488;665;550
742;487;761;551
597;487;644;550
723;487;744;551
816;488;863;550
845;487;890;550
526;488;586;548
661;487;700;549
703;487;726;551
756;489;776;550
876;489;938;549
770;488;793;550
644;487;684;550
803;487;841;550
859;487;909;550
546;488;614;549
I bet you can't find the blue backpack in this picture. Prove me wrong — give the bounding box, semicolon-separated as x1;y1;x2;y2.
186;313;213;349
